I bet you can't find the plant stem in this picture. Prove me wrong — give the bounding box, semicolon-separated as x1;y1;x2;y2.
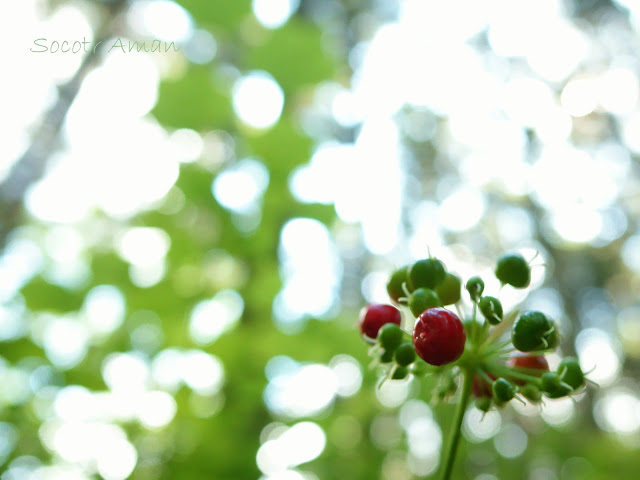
439;368;473;480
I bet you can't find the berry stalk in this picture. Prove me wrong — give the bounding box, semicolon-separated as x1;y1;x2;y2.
439;368;473;480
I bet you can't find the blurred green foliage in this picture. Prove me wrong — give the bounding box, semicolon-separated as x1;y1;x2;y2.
3;1;640;480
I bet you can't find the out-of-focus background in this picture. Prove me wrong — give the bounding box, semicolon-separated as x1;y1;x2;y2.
1;0;640;479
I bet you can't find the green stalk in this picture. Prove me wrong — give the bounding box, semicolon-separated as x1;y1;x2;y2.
439;368;473;480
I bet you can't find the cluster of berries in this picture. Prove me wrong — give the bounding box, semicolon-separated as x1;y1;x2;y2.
358;252;589;411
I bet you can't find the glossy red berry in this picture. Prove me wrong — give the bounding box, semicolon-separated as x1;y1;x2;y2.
412;307;466;366
359;304;401;339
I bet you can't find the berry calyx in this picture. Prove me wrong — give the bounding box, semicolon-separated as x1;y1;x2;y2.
511;311;556;352
378;323;404;352
359;304;402;339
436;272;462;306
465;276;484;302
387;266;409;303
408;288;442;317
409;258;446;290
495;253;531;288
478;296;503;325
412;307;466;366
395;342;417;367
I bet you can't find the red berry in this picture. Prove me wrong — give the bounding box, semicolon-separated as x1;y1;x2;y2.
472;373;495;398
507;354;549;371
359;304;402;339
412;307;466;366
506;354;549;385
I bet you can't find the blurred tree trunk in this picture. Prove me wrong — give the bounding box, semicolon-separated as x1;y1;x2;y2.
0;0;128;249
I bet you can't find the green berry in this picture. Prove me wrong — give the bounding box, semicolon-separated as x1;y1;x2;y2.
380;349;394;363
408;258;446;290
465;276;484;302
436;272;462;305
392;366;409;380
541;372;572;398
492;377;516;403
387;266;409;303
512;311;553;352
520;384;542;403
478;296;503;325
495;253;531;288
476;396;492;412
558;357;585;389
408;288;442;317
410;360;431;377
378;323;404;352
394;342;416;367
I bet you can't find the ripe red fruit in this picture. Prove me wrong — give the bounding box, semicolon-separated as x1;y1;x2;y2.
412;307;466;366
472;373;495;398
359;304;402;339
506;354;549;385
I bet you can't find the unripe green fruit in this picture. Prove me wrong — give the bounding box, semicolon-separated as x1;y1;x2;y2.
495;253;531;288
492;377;516;402
476;396;492;412
392;366;409;380
387;266;409;303
378;323;404;352
408;258;446;290
541;372;572;398
435;272;462;305
478;296;503;325
394;342;416;367
512;311;553;352
408;288;442;317
520;384;542;403
411;360;431;377
380;349;394;363
465;276;484;302
558;357;585;389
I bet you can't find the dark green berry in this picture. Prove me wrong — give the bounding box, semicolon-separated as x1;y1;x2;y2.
392;366;410;380
436;272;462;305
408;258;446;290
541;372;572;398
408;288;442;317
380;349;394;363
476;396;492;412
394;342;416;367
378;323;404;352
492;377;516;402
512;311;553;352
478;296;503;325
465;276;484;302
558;357;584;389
495;253;531;288
387;266;409;303
520;384;542;403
